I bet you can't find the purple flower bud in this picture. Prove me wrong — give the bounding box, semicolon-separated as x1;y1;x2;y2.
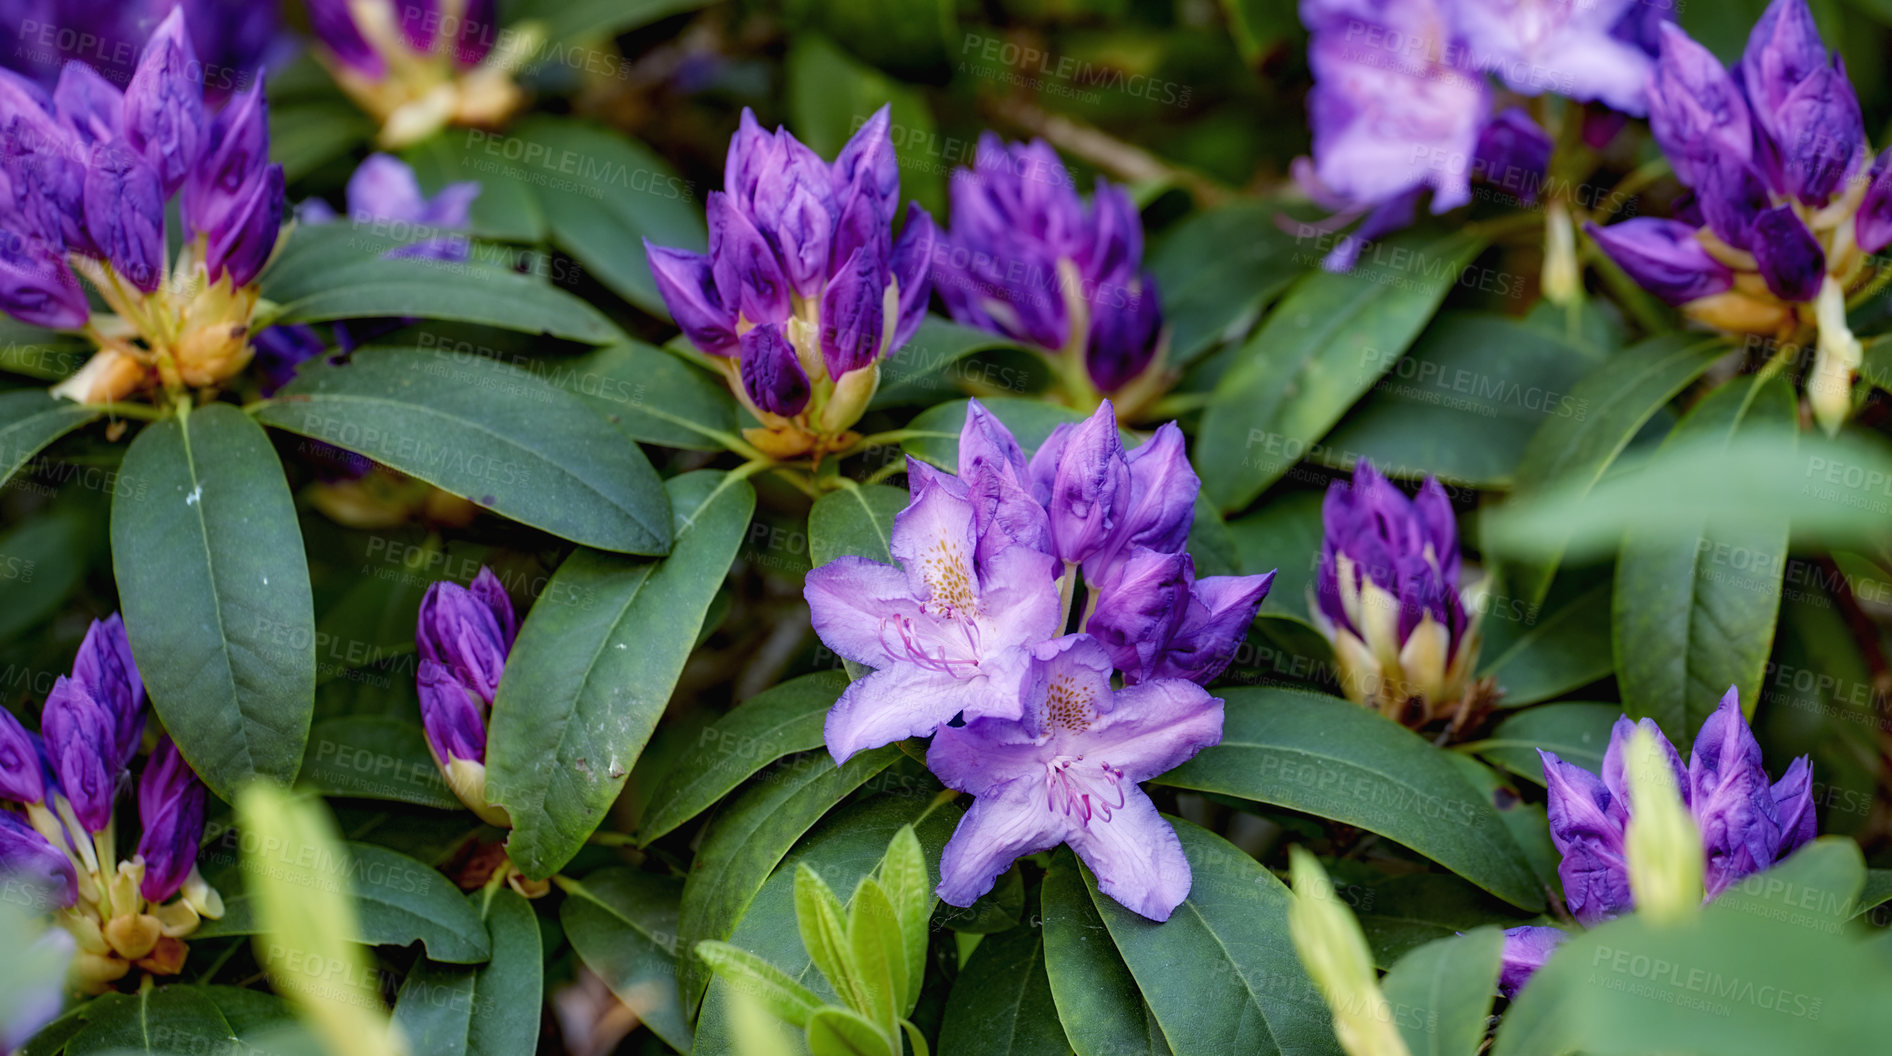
418;567;516;706
0;230;88;330
1499;926;1568;999
1078;181;1140;286
71;614;144;770
645;242;738;355
1088;548;1193;683
1771;755;1816;858
1856;148;1892;255
206;162;284;287
724;109;774;210
1599;715;1687;823
1149;570;1275;685
452;0;501;68
958;399;1050;562
708;191;791;326
1740;0;1833;155
1028;401;1130;565
1086;422;1199;586
1472;108;1553;203
1585;218;1734;306
1648;22;1753;189
1693;158;1771;251
134;736;207;903
1539;749;1632;926
397;0;441;53
1690;689;1784;897
750;135;836;298
83;140;166;292
0;69;90;251
1771;66;1863;204
1750;205;1825;302
1609;0;1677;56
1317;464;1464;643
183;78;270;246
888;202;935;352
739;322;811;417
123;7;205;198
1085;273;1162;393
832;105;898;226
0;810;76;910
307;0;385;77
0;709;45;805
41;676;119;833
52;62;124;147
818;243;886;378
418;658;487;766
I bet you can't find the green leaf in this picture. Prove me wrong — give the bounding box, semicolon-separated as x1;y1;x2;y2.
259;237;621;344
257;347;672;554
390;887;543;1056
1495;842;1892;1055
1320;313;1612;489
1476;582;1614;708
696;940;825;1032
805;1007;897;1056
874;318;1033;408
555;341;739;451
112;404;314;799
401;131;547;244
53;986;293;1055
876;826;933;1014
1041;853;1171;1056
516;115;707;317
809;485;907;567
1226;492;1324;620
676;748;902;1016
1613;376;1794;749
0;507;88;640
797;865;866;1015
903;398;1088;470
692;794;960;1056
1160;687;1545;910
1379;929;1503;1056
270;102;374;181
847;880;906;1026
1492;334;1728;604
561;868;693;1053
640;671;848;843
487;469;754;878
939;900;1075;1056
0;317;89;381
298;717;460;809
199;841;493;963
1085;820;1342;1056
1354;874;1534;971
1464;702;1622;785
507;0;714;41
1147;200;1302;366
0;390;99;490
1198;229;1489;512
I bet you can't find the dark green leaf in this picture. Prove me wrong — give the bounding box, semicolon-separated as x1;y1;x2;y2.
299;717;460;810
270;102;373;181
0;319;88;380
390;887;543;1056
1492;334;1728;604
112;404;314;799
1085;820;1342;1056
939;899;1075;1056
1042;852;1172;1056
640;671;848;843
197;842;492;963
1355;875;1536;970
509;0;713;47
676;748;902;1016
0;390;99;490
56;986;293;1055
1464;702;1622;785
1613;376;1794;749
258;347;672;554
0;508;87;640
487;470;754;878
1160;687;1545;910
1379;929;1503;1056
1226;492;1324;620
402;133;547;243
1198;230;1488;512
874;318;1033;409
561;868;693;1053
1477;582;1613;708
555;341;739;452
809;486;908;568
517;116;707;317
1147;200;1301;366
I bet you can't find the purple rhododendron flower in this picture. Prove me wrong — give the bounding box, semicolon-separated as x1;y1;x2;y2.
928;635;1222;921
133;736;206;903
1449;0;1667;115
416;567;517;771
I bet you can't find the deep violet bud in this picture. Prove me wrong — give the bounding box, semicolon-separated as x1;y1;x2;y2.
0;69;88;252
0;709;45;805
41;676;120;832
1693;158;1771;252
183;78;270;246
1471;108;1554;204
1086;274;1162;393
71;614;145;770
83;141;166;292
1087;548;1194;683
134;736;207;903
1150;570;1277;686
52;62;124;147
888;202;935;352
451;0;501;69
252;324;328;396
1084;421;1199;588
1498;926;1568;999
1028;401;1130;566
818;243;887;378
306;0;385;77
1750;205;1826;302
1740;0;1860;202
0;230;89;330
205;162;284;287
0;810;76;910
740;323;812;417
707;190;791;327
416;569;517;828
1647;23;1753;189
1856;148;1892;255
122;7;205;198
1585;219;1733;306
645;242;737;355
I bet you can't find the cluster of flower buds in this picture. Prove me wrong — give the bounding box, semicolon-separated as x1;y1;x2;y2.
307;0;534;147
0;9;287;405
416;568;516;829
1499;690;1815;996
1590;0;1886;433
804;399;1274;921
1;0;280;105
934;135;1165;412
646;107;936;461
1312;462;1485;725
1294;0;1670;271
0;615;223;992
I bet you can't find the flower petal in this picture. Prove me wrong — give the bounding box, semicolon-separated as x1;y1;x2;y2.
935;781;1066;908
1066;784;1192;921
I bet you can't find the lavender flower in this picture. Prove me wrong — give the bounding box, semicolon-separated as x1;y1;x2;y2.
0;810;77;910
307;0;523;147
1497;926;1566;999
927;635;1222;921
935;135;1165;399
133;737;206;903
1500;689;1815;996
1449;0;1668;115
1312;461;1481;720
646;107;936;458
416;567;517;826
